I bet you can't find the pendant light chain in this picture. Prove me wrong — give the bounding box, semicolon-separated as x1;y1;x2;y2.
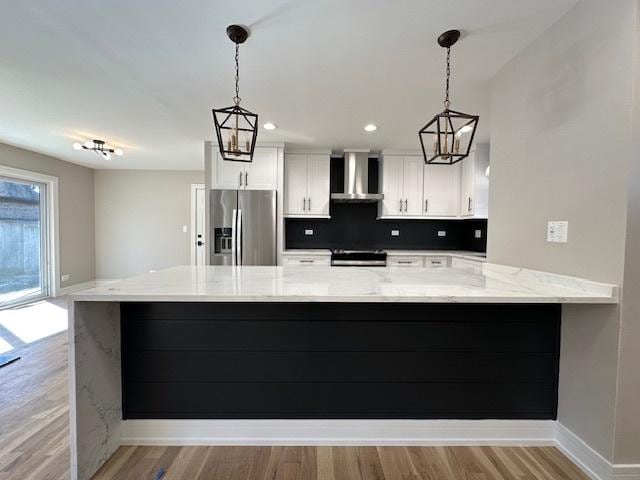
444;46;451;109
234;43;241;106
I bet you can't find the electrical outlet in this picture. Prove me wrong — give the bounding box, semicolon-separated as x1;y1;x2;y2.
61;274;70;282
547;221;568;243
438;231;447;237
391;230;400;237
304;229;314;236
475;229;482;239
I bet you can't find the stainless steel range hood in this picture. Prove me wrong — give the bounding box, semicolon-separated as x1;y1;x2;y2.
331;149;384;202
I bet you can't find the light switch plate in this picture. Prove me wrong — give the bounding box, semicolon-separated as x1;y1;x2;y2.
61;274;70;282
547;221;568;243
475;230;482;239
182;225;188;233
391;230;400;237
438;231;447;237
304;229;314;236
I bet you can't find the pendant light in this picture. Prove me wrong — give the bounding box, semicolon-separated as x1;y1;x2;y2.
419;30;479;165
212;25;258;163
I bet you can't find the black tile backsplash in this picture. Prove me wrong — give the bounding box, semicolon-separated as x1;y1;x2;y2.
285;202;487;251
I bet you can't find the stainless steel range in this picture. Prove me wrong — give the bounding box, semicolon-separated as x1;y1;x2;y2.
330;249;387;267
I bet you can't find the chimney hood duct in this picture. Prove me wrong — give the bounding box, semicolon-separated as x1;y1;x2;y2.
331;150;384;202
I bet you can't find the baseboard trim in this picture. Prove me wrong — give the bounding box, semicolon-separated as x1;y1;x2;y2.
120;419;640;479
121;419;556;447
555;423;640;480
57;280;96;296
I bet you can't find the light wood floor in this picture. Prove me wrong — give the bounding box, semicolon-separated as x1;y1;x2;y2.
0;301;588;480
95;445;589;480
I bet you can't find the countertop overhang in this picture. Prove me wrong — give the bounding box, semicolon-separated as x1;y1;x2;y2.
71;264;618;304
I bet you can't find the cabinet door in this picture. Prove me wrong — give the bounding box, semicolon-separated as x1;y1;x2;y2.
423;164;460;216
306;154;330;216
214;152;244;189
284;154;308;215
460;155;475;216
402;156;424;216
244;147;278;190
381;156;403;216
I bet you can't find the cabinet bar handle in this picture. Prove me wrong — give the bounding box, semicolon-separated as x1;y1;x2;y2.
405;199;408;211
399;199;403;212
239;172;243;187
245;172;248;186
425;199;428;212
468;197;472;212
308;197;311;210
397;260;414;264
303;198;306;211
299;260;314;263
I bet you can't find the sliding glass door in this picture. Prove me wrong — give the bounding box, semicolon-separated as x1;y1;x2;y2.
0;176;49;308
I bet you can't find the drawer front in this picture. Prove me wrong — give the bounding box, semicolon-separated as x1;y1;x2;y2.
388;256;423;267
283;255;330;266
424;256;449;268
451;257;483;274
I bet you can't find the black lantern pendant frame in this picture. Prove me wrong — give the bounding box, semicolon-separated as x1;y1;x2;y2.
419;29;479;165
212;25;258;163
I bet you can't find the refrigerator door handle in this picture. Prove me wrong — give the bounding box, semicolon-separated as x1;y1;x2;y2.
237;209;243;265
231;208;238;265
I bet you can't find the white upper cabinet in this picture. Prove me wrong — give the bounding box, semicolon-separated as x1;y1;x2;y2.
460;152;476;216
306;154;330;216
402;156;424;216
380;155;424;217
423;163;460;217
284;153;330;217
213;146;278;190
458;148;489;218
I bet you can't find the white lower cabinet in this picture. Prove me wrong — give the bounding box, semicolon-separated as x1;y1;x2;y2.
424;256;449;268
282;255;330;266
451;257;483;274
388;256;424;267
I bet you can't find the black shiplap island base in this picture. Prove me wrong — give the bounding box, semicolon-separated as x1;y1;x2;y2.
68;265;617;480
121;302;560;420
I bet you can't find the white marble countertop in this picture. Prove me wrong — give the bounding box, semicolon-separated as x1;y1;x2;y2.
72;263;617;304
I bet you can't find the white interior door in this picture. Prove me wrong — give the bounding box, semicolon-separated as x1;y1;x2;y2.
191;184;206;266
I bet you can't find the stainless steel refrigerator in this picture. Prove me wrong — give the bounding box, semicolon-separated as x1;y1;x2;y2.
210;189;277;266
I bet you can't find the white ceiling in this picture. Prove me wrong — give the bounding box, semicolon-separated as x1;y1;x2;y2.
0;0;578;170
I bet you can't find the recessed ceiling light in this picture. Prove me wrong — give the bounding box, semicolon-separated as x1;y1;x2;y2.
364;124;377;132
263;122;277;130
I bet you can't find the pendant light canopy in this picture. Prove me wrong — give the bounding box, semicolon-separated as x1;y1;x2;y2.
212;25;258;163
419;30;479;165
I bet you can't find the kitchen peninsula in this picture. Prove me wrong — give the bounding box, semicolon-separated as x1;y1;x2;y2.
69;264;617;480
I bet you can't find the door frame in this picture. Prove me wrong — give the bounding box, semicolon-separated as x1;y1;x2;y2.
190;183;205;265
0;165;60;301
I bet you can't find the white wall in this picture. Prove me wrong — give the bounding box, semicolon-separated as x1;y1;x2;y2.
488;0;637;464
0;142;95;288
94;170;203;279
